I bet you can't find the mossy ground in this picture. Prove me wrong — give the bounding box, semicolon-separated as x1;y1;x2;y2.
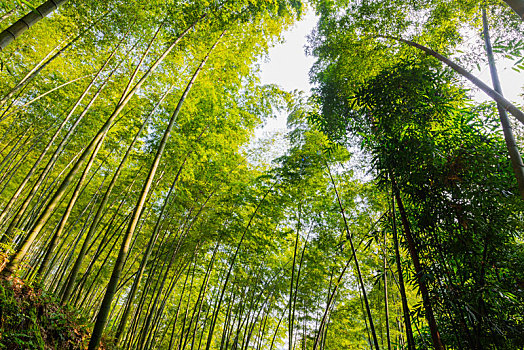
0;276;95;349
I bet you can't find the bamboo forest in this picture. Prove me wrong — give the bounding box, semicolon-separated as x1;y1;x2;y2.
1;0;524;349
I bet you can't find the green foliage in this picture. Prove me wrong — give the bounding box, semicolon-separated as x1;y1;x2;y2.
1;0;523;349
0;278;91;349
314;56;524;348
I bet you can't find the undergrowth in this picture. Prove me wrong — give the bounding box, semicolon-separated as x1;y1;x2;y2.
0;277;92;349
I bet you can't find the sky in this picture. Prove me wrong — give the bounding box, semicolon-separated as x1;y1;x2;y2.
259;10;317;94
255;10;317;137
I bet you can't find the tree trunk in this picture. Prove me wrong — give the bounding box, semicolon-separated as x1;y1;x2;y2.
312;255;351;350
113;154;187;345
0;30;132;252
87;33;223;350
325;162;380;350
380;35;524;126
392;178;445;350
288;203;301;350
205;180;274;350
60;84;173;305
482;8;524;199
0;0;70;51
391;189;415;350
185;242;220;350
269;308;286;350
0;17;197;277
0;73;95;123
35;135;106;277
0;10;107;106
383;229;392;350
503;0;524;18
0;42;119;235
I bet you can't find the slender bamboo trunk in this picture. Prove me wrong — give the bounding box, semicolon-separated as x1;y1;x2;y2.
229;290;246;349
137;233;175;348
138;220;203;347
114;154;187;345
37;182;102;280
392;178;444;350
503;0;524;18
383;230;392;350
128;239;174;348
35;136;106;277
198;282;223;350
40;183;103;284
145;241;202;348
70;207;131;303
185;242;220;350
243;289;269;350
0;73;95;122
1;44;57;106
380;35;524;125
4;150;82;249
325;163;380;350
0;142;40;197
269;307;286;350
80;187;158;312
390;189;415;350
88;33;223;350
0;34;127;242
0;10;108;106
0;127;32;178
0;0;70;51
1;17;199;277
292;227;308;341
175;259;198;349
256;303;270;350
76;214;130;309
47;187;99;290
219;289;236;350
167;261;193;349
482;8;524;199
312;254;351;350
0;130;39;192
60;86;173;305
288;204;301;350
0;126;27;158
205;180;274;350
69;175;141;303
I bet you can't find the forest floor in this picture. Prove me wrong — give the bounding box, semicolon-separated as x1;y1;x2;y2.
0;275;108;349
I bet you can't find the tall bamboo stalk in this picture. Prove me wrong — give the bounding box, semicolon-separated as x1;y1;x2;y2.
0;16;200;277
35;135;106;277
60;84;174;305
88;33;223;350
383;229;392;350
325;162;380;350
503;0;524;18
0;10;109;106
205;181;274;350
0;31;129;243
113;153;187;345
288;203;301;350
390;188;415;350
392;178;444;350
379;35;524;125
0;0;69;51
482;8;524;198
